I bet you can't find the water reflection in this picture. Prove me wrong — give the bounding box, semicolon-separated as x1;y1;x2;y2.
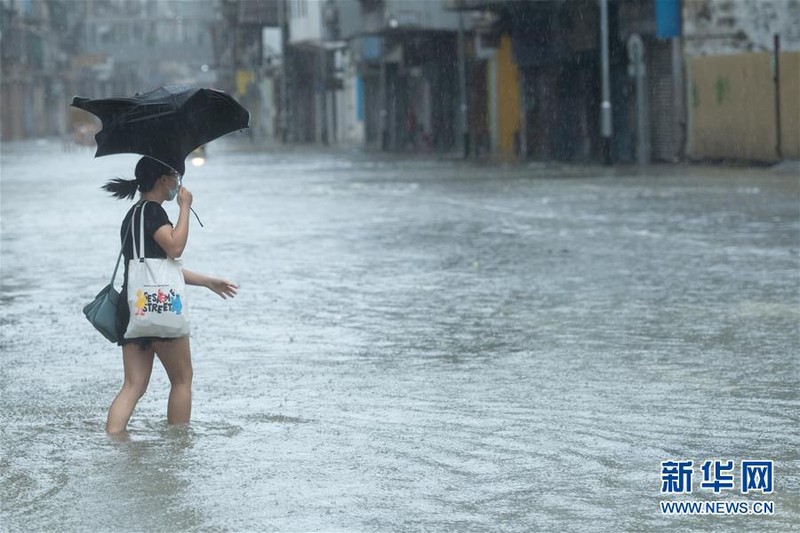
102;423;204;531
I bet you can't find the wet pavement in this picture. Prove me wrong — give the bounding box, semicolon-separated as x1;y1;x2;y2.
1;139;798;531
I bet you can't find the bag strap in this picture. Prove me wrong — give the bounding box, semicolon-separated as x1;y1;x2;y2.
130;200;149;261
137;200;149;262
110;203;138;286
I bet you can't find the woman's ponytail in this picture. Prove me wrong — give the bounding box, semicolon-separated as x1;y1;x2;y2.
102;177;139;200
102;157;167;200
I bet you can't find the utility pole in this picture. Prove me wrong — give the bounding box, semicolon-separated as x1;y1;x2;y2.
279;0;289;143
379;37;388;150
599;0;613;164
319;43;328;145
671;36;684;161
774;34;782;159
518;71;527;159
323;0;340;145
628;34;649;166
457;12;469;158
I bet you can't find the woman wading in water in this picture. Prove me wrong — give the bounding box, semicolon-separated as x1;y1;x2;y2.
103;156;237;435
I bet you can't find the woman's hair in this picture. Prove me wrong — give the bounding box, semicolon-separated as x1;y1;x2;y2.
102;156;174;200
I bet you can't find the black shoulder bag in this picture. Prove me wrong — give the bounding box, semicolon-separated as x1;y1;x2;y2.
83;206;137;343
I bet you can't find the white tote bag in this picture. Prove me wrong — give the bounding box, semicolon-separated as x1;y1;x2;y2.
124;202;190;339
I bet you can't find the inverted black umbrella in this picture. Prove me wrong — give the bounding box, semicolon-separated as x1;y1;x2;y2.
71;85;250;175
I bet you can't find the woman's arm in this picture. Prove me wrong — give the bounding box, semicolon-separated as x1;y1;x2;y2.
183;268;239;299
153;188;192;258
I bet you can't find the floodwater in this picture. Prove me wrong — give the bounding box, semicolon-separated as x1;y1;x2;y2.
1;139;798;532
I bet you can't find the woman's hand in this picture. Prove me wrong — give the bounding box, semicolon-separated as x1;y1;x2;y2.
177;186;193;209
206;278;238;299
182;269;238;299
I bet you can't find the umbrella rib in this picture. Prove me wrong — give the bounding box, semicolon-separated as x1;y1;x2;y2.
122;110;176;123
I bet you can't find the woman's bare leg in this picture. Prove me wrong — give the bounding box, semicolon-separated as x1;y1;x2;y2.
106;343;155;434
154;337;193;426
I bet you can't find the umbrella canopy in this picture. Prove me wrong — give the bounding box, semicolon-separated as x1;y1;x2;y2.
71;85;250;175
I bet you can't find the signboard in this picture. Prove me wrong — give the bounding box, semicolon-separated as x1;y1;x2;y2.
655;0;681;39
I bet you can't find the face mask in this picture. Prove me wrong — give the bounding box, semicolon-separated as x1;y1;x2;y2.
165;177;180;201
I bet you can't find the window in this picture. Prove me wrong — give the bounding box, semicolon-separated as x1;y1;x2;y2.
293;0;307;18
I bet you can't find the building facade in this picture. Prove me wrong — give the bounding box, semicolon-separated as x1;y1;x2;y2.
76;0;217;98
1;0;80;140
682;0;800;161
355;0;468;152
447;0;687;163
283;0;361;144
1;0;219;142
5;0;795;163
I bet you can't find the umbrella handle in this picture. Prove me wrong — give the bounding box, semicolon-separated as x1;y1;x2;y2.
190;207;204;228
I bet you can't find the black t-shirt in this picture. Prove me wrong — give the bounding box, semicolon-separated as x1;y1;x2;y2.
120;201;173;262
115;201;175;344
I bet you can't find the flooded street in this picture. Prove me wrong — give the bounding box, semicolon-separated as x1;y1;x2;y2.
1;139;798;531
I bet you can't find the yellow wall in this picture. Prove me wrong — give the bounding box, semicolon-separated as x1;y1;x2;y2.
236;69;256;98
688;52;800;162
495;35;520;158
